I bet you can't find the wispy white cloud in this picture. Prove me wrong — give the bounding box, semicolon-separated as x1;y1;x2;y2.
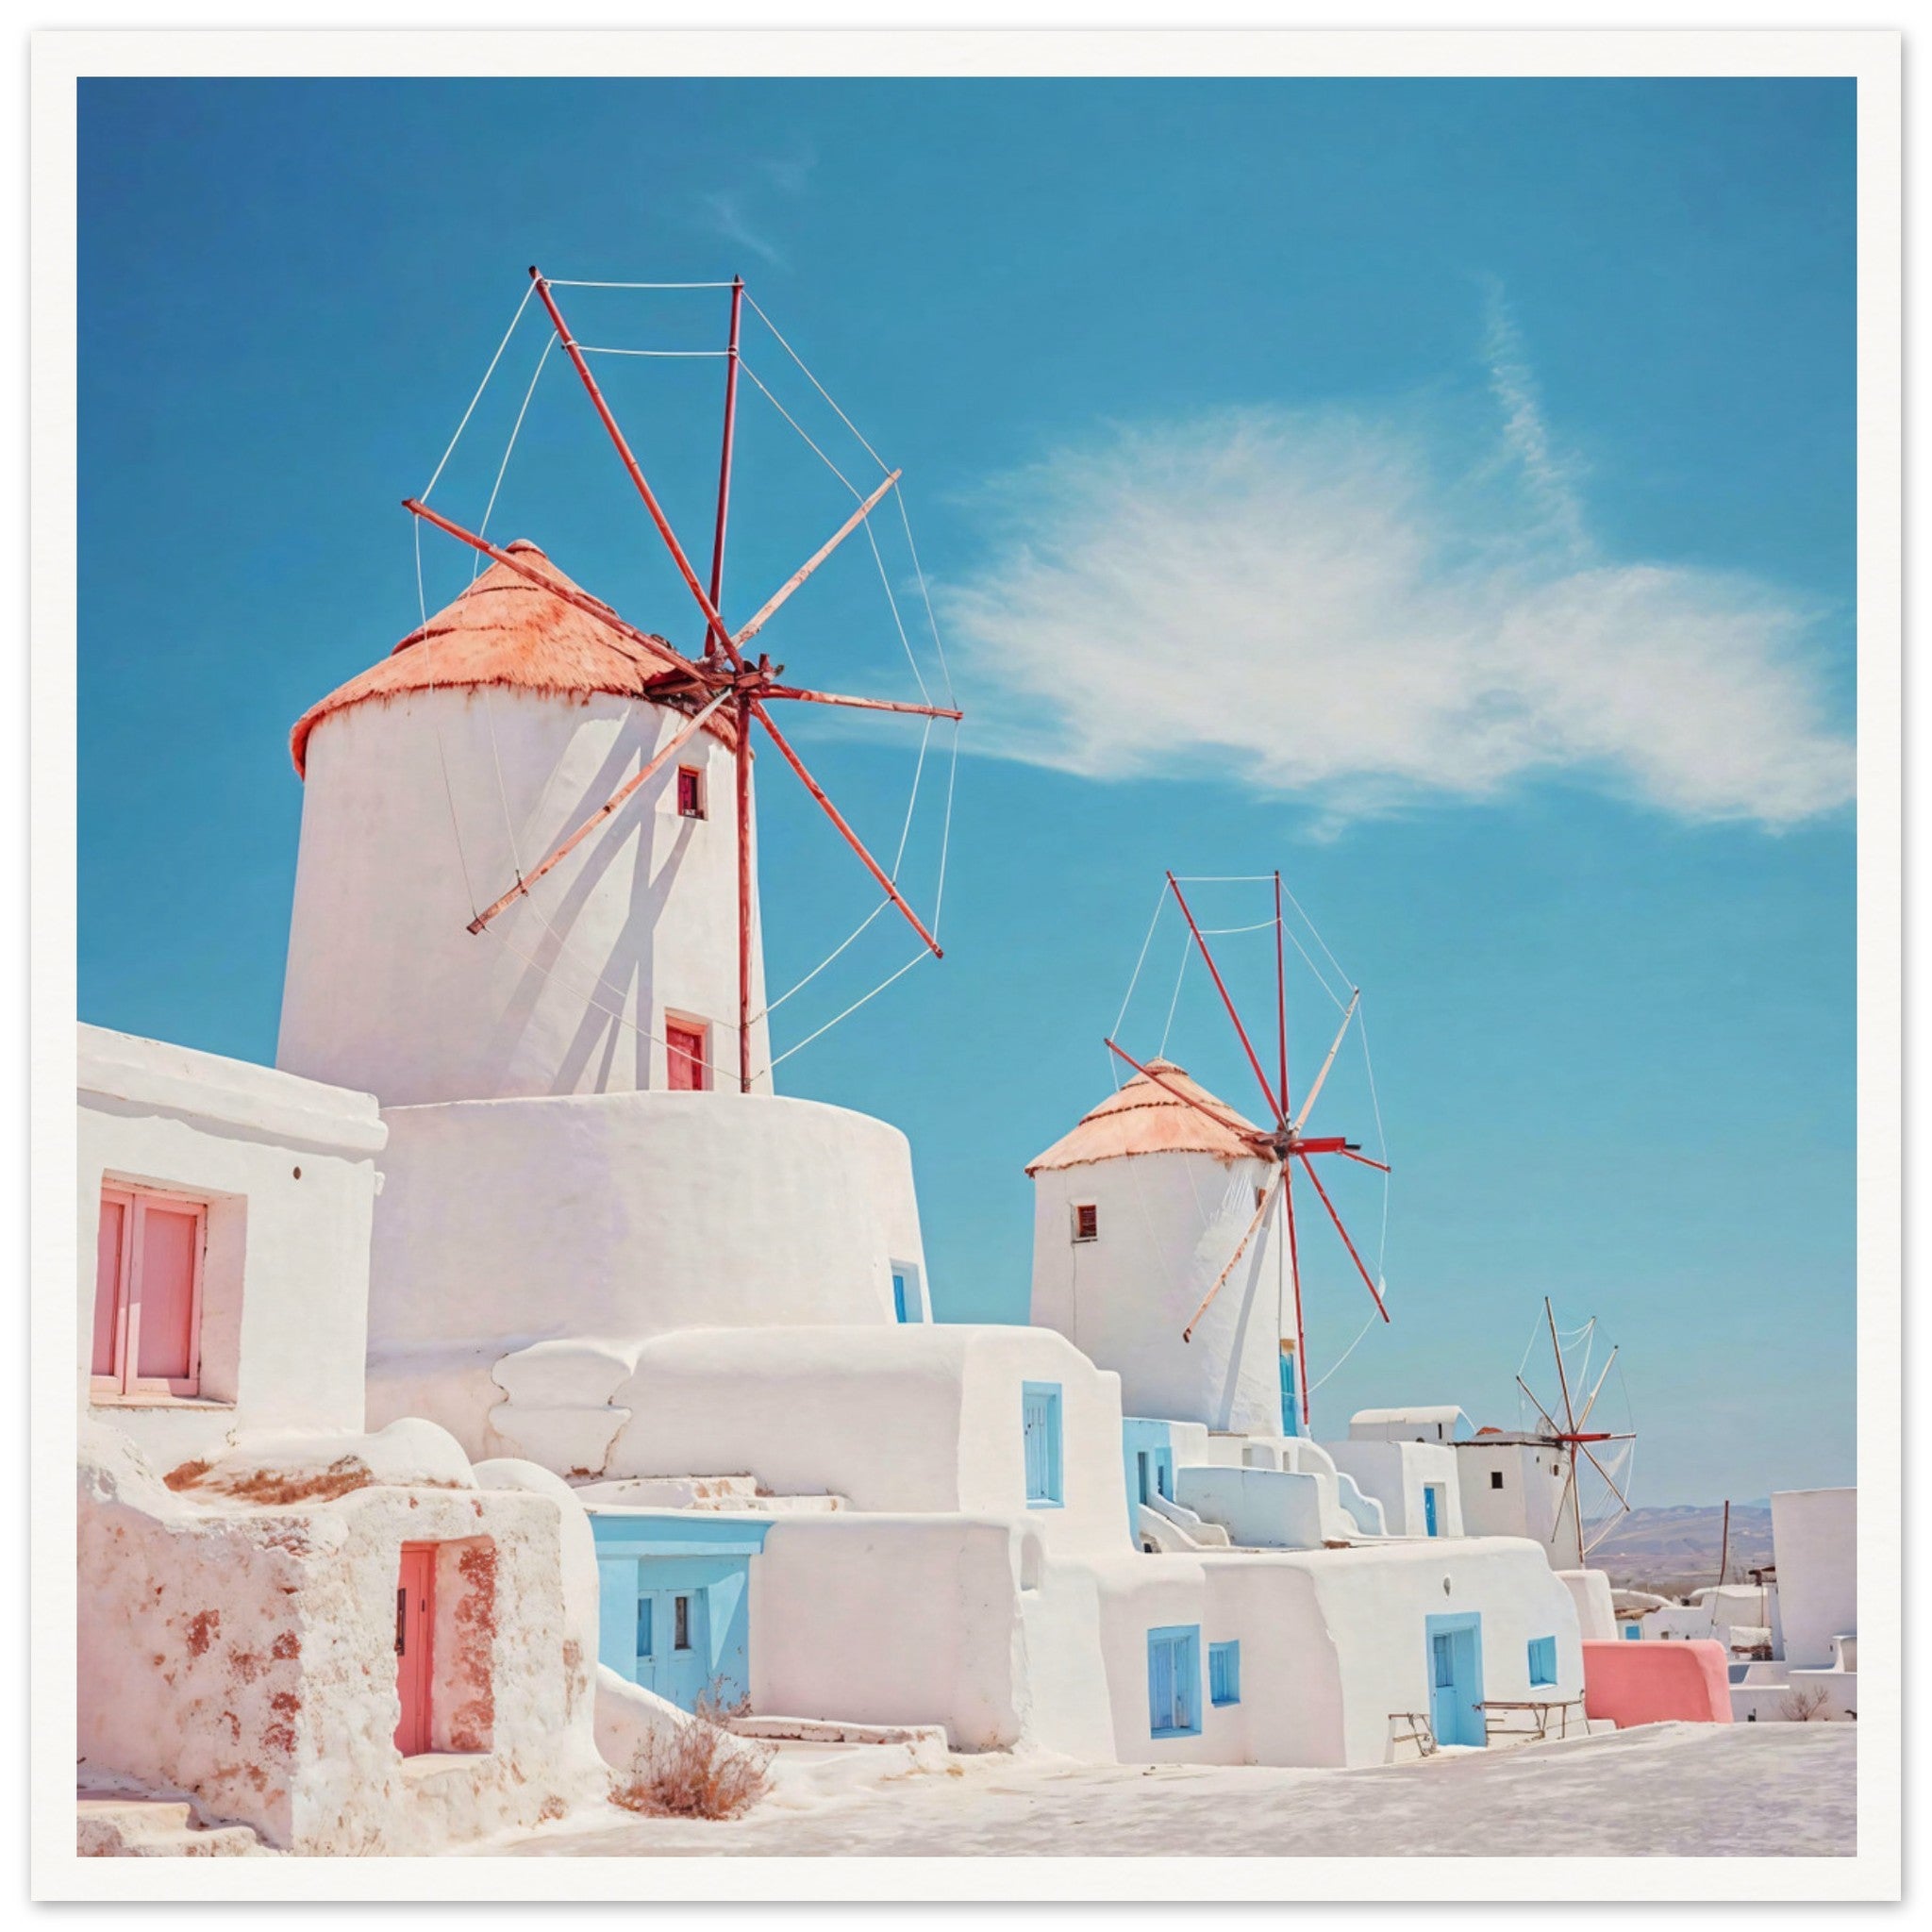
697;146;817;270
700;190;786;268
941;314;1852;830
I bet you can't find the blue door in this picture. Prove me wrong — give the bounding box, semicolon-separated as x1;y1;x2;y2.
1279;1350;1301;1437
1425;1611;1485;1747
1423;1485;1441;1537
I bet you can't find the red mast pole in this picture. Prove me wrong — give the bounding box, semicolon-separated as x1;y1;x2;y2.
704;277;758;1095
1274;870;1290;1121
1283;1160;1310;1429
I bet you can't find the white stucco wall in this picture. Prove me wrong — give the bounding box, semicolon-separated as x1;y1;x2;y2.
1078;1535;1584;1768
1324;1440;1462;1540
279;687;771;1106
1454;1440;1579;1566
607;1325;1129;1558
1558;1567;1619;1641
1771;1487;1857;1668
363;1090;928;1461
1030;1148;1291;1437
78;1024;387;1469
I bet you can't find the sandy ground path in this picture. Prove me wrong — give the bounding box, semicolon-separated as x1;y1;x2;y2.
493;1722;1855;1858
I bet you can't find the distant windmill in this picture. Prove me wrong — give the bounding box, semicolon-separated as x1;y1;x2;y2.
405;267;961;1092
1516;1296;1637;1562
1104;871;1390;1428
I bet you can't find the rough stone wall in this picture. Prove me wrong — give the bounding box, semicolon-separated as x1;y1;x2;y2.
78;1420;605;1853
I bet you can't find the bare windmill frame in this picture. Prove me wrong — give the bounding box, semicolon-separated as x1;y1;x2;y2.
1516;1295;1637;1561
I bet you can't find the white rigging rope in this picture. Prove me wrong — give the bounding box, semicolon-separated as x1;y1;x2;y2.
423;280;536;504
743;290;891;475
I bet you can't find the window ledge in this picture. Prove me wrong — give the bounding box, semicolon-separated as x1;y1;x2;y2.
1026;1498;1064;1510
398;1752;492;1783
89;1394;235;1411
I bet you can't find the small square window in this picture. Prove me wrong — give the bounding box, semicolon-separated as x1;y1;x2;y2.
665;1019;708;1091
1072;1203;1099;1243
1208;1640;1242;1707
1528;1635;1558;1686
1491;1470;1505;1490
676;766;706;820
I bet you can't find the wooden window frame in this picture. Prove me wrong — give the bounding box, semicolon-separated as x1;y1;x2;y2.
1208;1639;1242;1707
1071;1202;1099;1244
675;764;707;821
92;1183;207;1403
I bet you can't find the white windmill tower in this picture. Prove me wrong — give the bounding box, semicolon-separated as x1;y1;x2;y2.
1027;874;1390;1440
276;268;958;1462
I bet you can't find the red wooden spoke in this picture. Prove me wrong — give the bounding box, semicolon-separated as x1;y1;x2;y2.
1335;1147;1392;1174
403;499;708;683
706;276;744;658
1274;870;1290;1121
1102;1037;1273;1148
761;684;962;722
1181;1164;1281;1342
732;470;902;654
1166;874;1284;1125
529;268;742;668
1294;1151;1390;1323
466;691;734;935
750;700;942;958
1283;1158;1309;1428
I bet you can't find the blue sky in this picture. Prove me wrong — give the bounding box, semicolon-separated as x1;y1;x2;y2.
76;77;1856;1505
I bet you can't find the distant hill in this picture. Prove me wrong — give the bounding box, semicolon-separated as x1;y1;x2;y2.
1591;1503;1774;1594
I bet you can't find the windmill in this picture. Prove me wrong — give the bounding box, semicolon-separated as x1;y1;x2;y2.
1515;1296;1636;1564
403;267;962;1093
1103;871;1391;1429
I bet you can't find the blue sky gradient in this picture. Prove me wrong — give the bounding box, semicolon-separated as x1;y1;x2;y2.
77;78;1856;1503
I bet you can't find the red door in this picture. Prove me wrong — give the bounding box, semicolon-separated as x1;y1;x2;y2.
394;1545;434;1756
666;1023;707;1091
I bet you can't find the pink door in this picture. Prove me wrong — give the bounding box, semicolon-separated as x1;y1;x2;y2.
667;1024;707;1092
394;1545;434;1756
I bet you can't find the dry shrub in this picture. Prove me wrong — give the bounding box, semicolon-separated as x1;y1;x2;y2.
610;1687;773;1821
1779;1684;1832;1723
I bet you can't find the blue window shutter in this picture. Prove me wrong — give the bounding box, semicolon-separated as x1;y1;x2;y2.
1432;1630;1455;1690
636;1596;653;1660
1424;1486;1441;1536
1528;1636;1557;1686
1208;1641;1241;1707
892;1273;908;1323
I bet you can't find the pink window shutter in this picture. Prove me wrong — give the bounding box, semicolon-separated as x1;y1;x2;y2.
134;1202;202;1391
92;1194;127;1378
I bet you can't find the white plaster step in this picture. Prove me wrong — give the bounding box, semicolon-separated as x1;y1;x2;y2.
77;1792;269;1857
730;1716;948;1758
573;1474;847;1513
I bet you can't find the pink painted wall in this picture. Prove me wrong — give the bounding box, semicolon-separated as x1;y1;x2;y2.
1582;1639;1733;1727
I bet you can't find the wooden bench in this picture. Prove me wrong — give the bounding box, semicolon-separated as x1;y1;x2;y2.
1474;1696;1586;1742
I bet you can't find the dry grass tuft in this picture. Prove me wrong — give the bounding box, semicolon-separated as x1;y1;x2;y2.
609;1689;773;1822
1779;1683;1832;1723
